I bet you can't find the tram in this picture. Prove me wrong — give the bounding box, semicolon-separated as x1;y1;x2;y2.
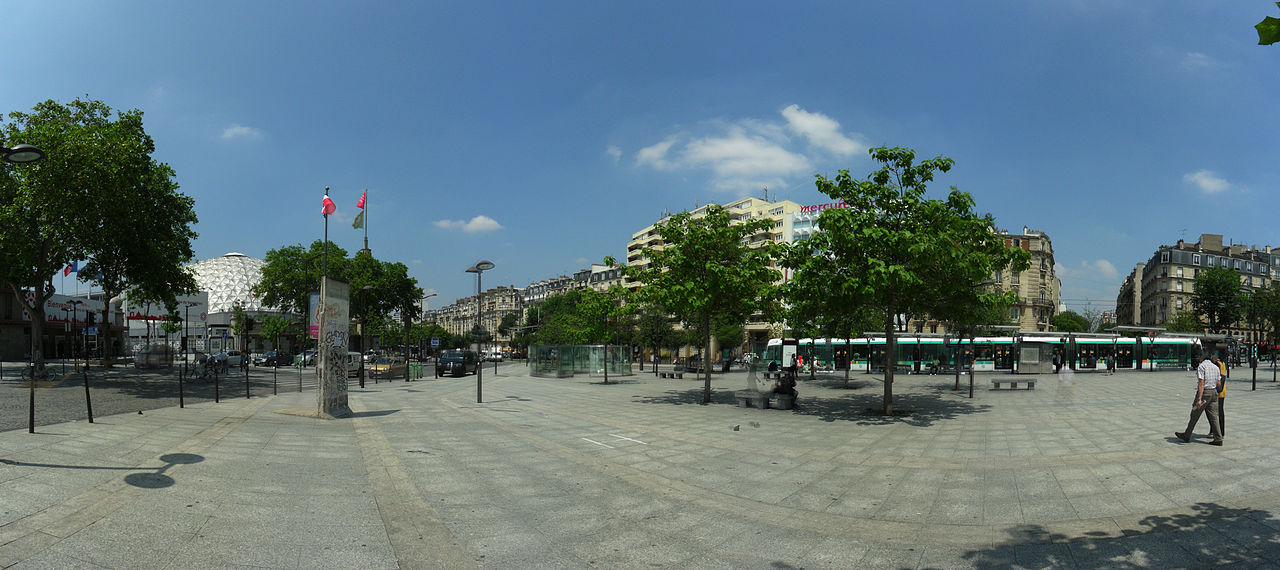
760;334;1202;373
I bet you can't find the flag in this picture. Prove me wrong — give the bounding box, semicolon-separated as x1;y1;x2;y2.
63;261;78;276
352;210;365;229
356;190;366;210
322;195;336;216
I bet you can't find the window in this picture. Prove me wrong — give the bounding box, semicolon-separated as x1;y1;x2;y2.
1193;254;1201;266
1161;251;1170;263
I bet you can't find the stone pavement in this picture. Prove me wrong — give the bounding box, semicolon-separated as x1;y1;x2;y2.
4;363;1280;568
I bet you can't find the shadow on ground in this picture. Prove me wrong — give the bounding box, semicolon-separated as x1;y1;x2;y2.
631;387;990;426
963;502;1280;568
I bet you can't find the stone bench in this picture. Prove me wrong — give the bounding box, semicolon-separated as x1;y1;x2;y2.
991;378;1035;390
733;390;795;410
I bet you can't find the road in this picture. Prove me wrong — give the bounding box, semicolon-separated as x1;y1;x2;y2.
0;360;436;433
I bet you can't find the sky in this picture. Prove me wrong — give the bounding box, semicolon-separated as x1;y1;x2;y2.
6;1;1277;316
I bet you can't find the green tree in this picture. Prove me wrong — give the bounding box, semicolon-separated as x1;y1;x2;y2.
1192;268;1244;333
622;205;780;403
785;147;1028;415
1259;3;1280;45
1165;310;1205;334
254;240;349;317
1051;311;1091;332
1;97;198;372
260;314;293;352
635;312;675;368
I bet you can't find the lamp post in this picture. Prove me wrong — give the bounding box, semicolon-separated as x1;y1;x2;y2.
358;285;374;388
422;292;437;374
466;260;494;403
1;144;45;164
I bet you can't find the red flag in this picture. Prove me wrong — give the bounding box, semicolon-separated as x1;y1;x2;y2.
356;190;366;210
322;196;336;216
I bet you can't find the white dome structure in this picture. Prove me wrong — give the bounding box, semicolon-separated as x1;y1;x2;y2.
188;252;271;314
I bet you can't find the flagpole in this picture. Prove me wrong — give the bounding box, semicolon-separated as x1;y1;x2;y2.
323;187;329;280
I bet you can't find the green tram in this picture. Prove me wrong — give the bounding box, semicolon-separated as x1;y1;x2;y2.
761;335;1201;373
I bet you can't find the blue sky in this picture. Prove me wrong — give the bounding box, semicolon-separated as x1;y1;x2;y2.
6;2;1277;315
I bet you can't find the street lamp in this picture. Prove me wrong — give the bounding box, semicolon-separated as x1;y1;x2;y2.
466;260;494;403
358;285;374;388
1;144;45;164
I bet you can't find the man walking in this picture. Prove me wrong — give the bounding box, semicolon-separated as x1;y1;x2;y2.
1176;353;1224;446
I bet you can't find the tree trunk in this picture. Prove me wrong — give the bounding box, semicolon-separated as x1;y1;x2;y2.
883;306;896;415
702;314;713;404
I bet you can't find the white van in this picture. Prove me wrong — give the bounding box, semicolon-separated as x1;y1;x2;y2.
346;352;363;377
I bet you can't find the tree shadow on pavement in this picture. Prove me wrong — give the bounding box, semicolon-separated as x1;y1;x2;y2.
962;502;1280;568
632;388;738;406
794;392;991;427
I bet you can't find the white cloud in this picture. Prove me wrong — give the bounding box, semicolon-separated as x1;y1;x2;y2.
684;127;810;180
221;124;263;141
433;215;503;233
781;104;864;156
1180;52;1214;71
606;145;622;162
636;137;679;170
1183;170;1231;194
634;105;862;191
1056;259;1119;282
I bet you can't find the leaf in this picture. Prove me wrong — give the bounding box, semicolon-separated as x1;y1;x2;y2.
1259;15;1280;45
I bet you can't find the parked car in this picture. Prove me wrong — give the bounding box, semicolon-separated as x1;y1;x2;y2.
346;351;364;378
254;350;292;367
436;350;479;377
135;344;175;369
369;356;406;379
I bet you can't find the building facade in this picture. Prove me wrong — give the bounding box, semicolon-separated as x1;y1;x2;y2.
994;226;1061;333
1116;234;1277;343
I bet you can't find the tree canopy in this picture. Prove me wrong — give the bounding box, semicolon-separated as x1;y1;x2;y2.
1;97;197;369
622;205;780;403
784;147;1028;415
1191;267;1244;333
1051;311;1091;333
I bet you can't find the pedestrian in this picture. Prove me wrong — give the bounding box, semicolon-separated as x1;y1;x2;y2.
1176;353;1224;446
1214;354;1227;437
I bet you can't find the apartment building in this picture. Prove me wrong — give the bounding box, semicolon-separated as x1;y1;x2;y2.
1116;233;1277;342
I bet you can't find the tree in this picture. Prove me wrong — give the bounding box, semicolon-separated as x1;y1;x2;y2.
1165;310;1205;334
1051;311;1091;333
784;147;1029;415
254;240;350;317
635;312;675;369
1192;268;1244;333
1;97;197;373
622;205;780;403
1260;3;1280;45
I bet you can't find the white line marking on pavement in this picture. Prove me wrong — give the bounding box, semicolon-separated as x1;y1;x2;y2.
582;438;615;449
609;434;648;445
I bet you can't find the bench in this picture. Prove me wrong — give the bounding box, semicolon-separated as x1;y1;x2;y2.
658;371;685;379
991;378;1035;390
734;390;795;410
